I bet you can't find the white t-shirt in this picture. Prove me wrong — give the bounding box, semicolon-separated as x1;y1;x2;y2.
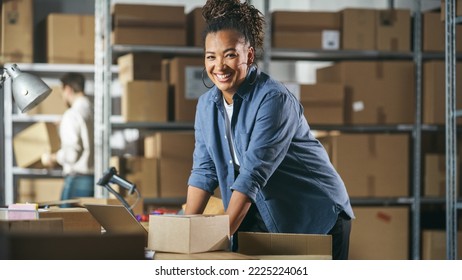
223;98;240;166
56;95;94;175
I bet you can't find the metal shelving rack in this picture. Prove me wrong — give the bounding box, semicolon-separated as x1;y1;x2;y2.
1;62;120;206
444;0;462;260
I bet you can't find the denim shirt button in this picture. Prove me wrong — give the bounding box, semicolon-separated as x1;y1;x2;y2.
229;160;233;164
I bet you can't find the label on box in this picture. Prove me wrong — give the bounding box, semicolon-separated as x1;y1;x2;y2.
353;101;365;112
322;30;340;50
185;66;211;100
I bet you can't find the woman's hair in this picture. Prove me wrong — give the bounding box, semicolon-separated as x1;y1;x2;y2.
202;0;265;52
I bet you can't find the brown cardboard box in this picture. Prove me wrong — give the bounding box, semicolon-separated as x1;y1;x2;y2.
422;230;462;259
154;251;254;260
117;53;163;84
39;208;101;234
187;7;206;47
272;11;340;49
0;232;145;259
341;9;376;50
423;12;462;52
47;14;94;64
158;157;191;198
169;57;207;122
144;131;195;159
316;61;415;124
320;133;409;197
299;83;346;125
122;80;169;122
272;30;340;50
238;232;332;260
424;61;462;124
110;155;190;199
376;9;411;52
0;218;63;234
349;207;409;259
424;154;460;197
440;0;462;20
111;3;185;28
18;178;64;203
26;86;67;115
1;0;33;63
111;26;186;46
148;215;230;253
124;157;159;198
13;122;60;168
272;11;340;31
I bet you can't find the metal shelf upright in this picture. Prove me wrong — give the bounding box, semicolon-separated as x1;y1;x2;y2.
444;0;461;260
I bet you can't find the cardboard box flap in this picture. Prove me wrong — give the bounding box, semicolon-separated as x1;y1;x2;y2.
237;232;332;256
272;11;340;31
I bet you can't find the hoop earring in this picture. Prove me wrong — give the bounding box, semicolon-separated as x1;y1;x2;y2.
202;68;214;89
249;63;258;86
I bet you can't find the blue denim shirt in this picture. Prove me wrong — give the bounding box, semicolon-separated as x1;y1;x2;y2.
188;66;354;234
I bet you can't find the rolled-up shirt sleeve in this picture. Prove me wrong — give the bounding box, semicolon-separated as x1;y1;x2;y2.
231;92;300;203
187;107;219;194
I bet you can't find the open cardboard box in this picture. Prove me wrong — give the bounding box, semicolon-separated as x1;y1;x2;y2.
238;232;332;260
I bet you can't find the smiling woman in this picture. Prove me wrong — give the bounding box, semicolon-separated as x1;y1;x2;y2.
184;0;355;260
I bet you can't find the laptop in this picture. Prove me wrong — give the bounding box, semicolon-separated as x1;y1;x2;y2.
84;204;148;243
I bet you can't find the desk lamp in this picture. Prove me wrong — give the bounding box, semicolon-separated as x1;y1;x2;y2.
1;64;52;113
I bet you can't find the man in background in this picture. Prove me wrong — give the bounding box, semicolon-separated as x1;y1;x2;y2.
42;73;94;206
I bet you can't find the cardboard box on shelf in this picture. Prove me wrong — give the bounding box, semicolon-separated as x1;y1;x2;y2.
376;9;411;52
440;0;462;20
144;131;195;159
13;122;60;168
424;154;460;197
237;232;332;260
157;157;191;198
187;7;206;47
18;178;64;204
1;0;33;63
111;26;186;46
46;13;94;64
122;80;169;122
272;11;340;31
39;208;101;234
316;61;415;124
272;11;340;49
423;12;462;52
110;155;190;199
298;83;346;125
0;218;63;234
319;133;409;197
272;30;340;50
169;57;208;122
148;215;230;253
349;207;409;260
117;53;163;84
341;8;376;50
111;3;185;28
422;230;462;260
26;86;67;115
423;61;462;124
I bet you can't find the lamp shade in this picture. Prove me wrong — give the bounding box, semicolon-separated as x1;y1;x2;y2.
5;64;52;113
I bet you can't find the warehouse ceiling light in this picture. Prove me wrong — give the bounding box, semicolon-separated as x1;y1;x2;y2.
1;64;52;113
